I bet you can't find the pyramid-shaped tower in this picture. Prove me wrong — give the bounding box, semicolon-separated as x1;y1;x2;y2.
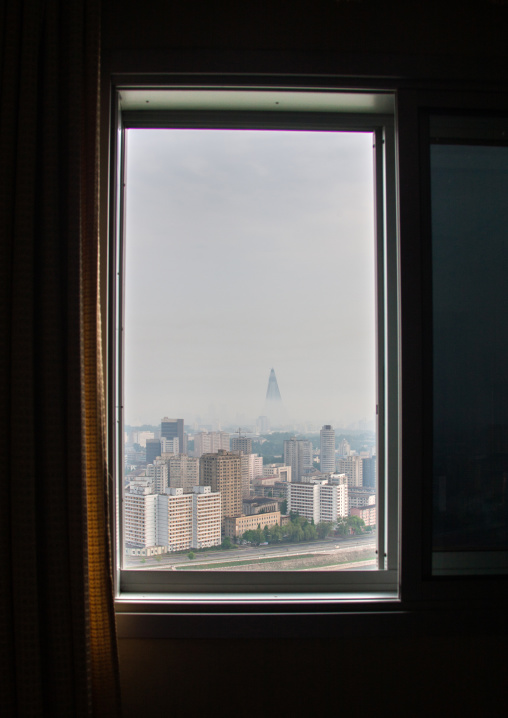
263;368;288;428
265;368;282;402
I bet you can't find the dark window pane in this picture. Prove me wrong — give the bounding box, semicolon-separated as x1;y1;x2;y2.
431;122;508;574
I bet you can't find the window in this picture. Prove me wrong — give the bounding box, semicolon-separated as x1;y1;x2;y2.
111;86;399;605
428;113;508;576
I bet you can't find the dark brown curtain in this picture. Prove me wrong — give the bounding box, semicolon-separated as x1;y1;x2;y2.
0;1;121;715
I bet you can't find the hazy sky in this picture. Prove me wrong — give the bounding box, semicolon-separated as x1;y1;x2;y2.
124;127;376;428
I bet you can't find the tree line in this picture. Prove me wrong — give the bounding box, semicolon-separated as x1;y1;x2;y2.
240;512;369;546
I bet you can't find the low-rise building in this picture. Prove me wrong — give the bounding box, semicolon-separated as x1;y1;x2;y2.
242;497;279;515
351;504;376;527
224;511;281;539
348;488;376;511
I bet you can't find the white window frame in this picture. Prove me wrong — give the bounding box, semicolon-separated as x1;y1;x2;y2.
109;85;400;612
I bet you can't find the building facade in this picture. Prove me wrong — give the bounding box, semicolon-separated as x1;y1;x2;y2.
146;459;169;494
161;417;184;453
287;478;348;524
336;455;363;488
320;424;336;473
284;437;313;483
193;430;230;457
199;450;242;529
224;511;281;539
231;436;252;454
168;454;200;492
124;481;157;548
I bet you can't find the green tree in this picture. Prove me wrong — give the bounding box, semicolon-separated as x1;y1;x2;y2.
280;499;288;514
221;536;233;550
317;521;334;539
335;518;349;536
348;516;366;535
187;551;195;560
303;522;317;541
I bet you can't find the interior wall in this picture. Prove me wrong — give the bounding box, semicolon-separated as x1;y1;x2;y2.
119;636;506;717
103;3;508;715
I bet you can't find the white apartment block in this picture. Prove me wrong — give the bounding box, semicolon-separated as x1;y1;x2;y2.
157;488;193;552
319;481;348;523
191;486;222;548
336;455;363;487
262;464;292;482
193;431;230;457
287;481;321;523
157;486;221;551
125;480;221;552
287;478;348;524
124;481;157;548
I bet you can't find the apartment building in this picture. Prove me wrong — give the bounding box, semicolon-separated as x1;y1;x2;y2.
287;478;348;524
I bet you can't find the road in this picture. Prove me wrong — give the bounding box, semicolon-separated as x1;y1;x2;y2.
124;534;376;570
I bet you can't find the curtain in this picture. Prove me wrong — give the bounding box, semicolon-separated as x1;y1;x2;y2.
0;1;121;715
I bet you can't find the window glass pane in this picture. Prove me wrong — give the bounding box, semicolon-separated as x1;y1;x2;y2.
431;117;508;574
122;127;378;572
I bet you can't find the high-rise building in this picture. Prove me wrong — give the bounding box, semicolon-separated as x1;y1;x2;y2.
232;451;263;498
337;438;351;456
168;454;199;492
320;425;336;473
337;455;363;487
124;481;157;548
161;417;184;453
284;437;313;482
193;431;230;457
145;438;162;465
146;436;179;465
231;435;252;454
146;459;169;494
286;476;348;524
362;457;377;489
199;450;242;529
157;486;221;551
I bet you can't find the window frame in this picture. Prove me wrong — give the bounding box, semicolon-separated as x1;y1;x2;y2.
107;78;508;635
109;83;400;611
396;88;508;606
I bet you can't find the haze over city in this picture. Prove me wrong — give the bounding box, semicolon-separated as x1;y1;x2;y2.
124;128;376;428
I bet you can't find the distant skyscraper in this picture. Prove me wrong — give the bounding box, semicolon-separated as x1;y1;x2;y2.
362;456;377;489
284;437;313;482
193;431;230;457
231;435;252;454
320;425;336;472
263;368;288;427
337;455;363;487
337;438;351;457
145;438;162;465
161;417;184;453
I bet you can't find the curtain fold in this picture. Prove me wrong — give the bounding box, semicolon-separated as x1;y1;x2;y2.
0;1;121;715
